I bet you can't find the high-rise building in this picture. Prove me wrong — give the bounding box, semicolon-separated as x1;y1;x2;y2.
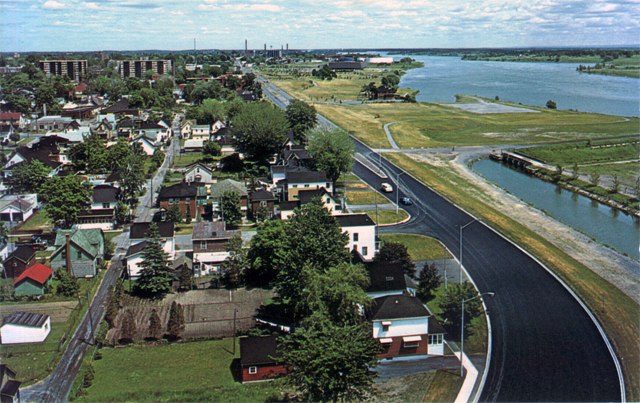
39;60;88;82
116;60;173;79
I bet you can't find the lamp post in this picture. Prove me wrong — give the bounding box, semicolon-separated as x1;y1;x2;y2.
459;219;478;283
395;171;406;214
461;292;495;377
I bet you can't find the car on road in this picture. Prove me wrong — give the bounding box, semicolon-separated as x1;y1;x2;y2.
401;197;413;205
380;182;393;193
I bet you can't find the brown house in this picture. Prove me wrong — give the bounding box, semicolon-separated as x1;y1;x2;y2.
2;245;36;279
248;189;275;220
157;182;200;221
239;335;287;383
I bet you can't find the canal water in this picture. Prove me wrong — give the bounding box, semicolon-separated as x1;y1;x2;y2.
397;55;639;117
473;159;640;260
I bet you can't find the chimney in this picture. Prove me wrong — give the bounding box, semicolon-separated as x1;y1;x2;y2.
65;233;72;275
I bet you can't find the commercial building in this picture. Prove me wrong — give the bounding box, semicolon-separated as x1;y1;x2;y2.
39;60;88;82
117;60;173;79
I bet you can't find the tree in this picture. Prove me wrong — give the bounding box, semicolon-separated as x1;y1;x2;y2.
417;263;441;302
56;268;79;297
279;318;379;401
107;139;132;172
118;152;146;213
223;234;247;289
198;99;226;131
114;201;129;225
119;309;136;344
202;141;221;160
134;223;174;298
590;172;601;187
306;127;354;185
611;174;620;193
166;203;183;224
220;190;242;225
546;100;557;109
5;159;50;193
246;219;286;287
439;282;482;335
147;309;162;341
39;176;91;228
68;133;109;173
190;80;224;105
254;203;271;223
151;148;165;169
285;99;317;142
374;241;416;278
552;164;563;183
166;301;185;341
104;286;119;328
232;102;289;162
178;263;193;291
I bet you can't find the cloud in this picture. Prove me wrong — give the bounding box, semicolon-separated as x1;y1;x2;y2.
119;2;161;9
223;3;282;12
86;2;99;9
43;0;64;9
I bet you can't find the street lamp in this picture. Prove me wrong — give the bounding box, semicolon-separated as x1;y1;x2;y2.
395;171;407;214
459;218;478;282
461;292;495;377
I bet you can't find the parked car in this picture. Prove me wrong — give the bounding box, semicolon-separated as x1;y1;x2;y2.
380;183;393;193
401;197;413;205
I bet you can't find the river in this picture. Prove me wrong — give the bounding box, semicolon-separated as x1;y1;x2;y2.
473;159;639;260
397;55;639;117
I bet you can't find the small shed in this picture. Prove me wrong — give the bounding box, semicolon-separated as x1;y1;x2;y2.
13;263;53;297
239;335;287;383
1;312;51;344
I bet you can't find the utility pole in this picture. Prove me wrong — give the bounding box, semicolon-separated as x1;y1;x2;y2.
232;308;237;355
86;291;94;344
461;292;495;377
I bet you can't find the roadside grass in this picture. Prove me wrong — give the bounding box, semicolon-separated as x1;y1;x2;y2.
346;190;389;205
79;339;284;402
518;141;639;165
385;152;640;400
357;209;409;225
423;369;464;403
315;102;639;149
578;162;639;187
379;233;452;261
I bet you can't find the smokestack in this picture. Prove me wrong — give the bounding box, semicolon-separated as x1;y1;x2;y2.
264;43;267;52
65;233;72;275
244;39;248;54
194;38;196;51
286;43;289;52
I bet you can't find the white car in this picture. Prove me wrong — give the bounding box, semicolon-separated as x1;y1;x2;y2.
380;183;393;193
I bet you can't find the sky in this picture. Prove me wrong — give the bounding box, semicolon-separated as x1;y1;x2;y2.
0;0;639;52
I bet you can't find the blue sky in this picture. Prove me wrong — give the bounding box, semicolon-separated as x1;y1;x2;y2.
1;0;639;51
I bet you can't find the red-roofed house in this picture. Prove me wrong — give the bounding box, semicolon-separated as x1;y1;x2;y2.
13;263;53;297
0;112;24;129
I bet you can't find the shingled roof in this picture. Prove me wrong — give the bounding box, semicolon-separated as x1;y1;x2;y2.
370;295;430;320
14;263;53;286
335;213;375;227
366;261;407;294
158;182;199;200
2;311;50;328
130;222;174;240
6;245;36;263
239;335;281;366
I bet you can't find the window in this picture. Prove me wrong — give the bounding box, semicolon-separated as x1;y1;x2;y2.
200;241;206;249
77;251;82;259
362;246;368;256
292;185;298;188
326;197;331;204
326;182;331;188
102;203;110;209
249;366;258;374
381;321;391;332
353;233;359;242
429;334;443;344
403;336;421;348
304;184;309;188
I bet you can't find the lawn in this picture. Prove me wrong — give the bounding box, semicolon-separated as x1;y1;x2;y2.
172;152;206;168
385;152;640;400
16;210;52;232
379;233;452;261
375;369;462;402
518;140;639;165
423;369;465;403
346;190;389;205
359;209;409;225
578;162;639;187
80;339;284;402
174;222;194;235
315;101;639;149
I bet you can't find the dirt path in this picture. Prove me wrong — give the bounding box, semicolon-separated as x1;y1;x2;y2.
405;149;640;304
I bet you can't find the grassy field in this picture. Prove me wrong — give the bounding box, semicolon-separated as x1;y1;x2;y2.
80;339;283;402
579;162;639;187
172;152;206;168
379;233;451;261
16;210;52;231
385;152;640;400
346;190;389;205
357;209;409;225
315;102;639;149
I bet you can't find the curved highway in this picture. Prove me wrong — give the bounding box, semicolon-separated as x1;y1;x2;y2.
259;76;624;402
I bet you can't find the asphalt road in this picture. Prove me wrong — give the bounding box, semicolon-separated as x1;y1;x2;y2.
259;76;624;402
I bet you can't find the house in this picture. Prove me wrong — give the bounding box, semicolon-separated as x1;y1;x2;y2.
50;228;105;278
370;295;446;359
13;263;53;297
248;189;275;220
3;139;65;177
210;179;249;215
124;241;148;280
0;112;24;129
1;312;51;344
192;221;240;276
180;119;195;138
90;184;120;210
277;200;298;220
102;98;140;117
0;194;38;226
239;335;287;383
213;128;235;154
132;135;157;156
117;116;138;138
157;182;202;221
135;121;171;144
297;188;340;214
366;261;416;298
280;147;312;167
184;162;215;184
183;139;204;152
91;114;116;140
77;184;120;230
35;116;75;131
129;222;175;259
2;245;36;279
0;364;21;403
191;125;211;140
335;214;377;260
279;170;333;202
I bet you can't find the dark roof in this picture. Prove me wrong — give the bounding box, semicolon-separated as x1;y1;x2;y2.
126;241;148;257
2;311;50;327
93;185;120;203
117;117;136;128
297;188;330;204
286;170;328;184
370;295;430;320
335;213;375;227
192;221;239;241
250;189;274;202
7;245;36;263
239;335;281;366
139;122;165;130
1;380;21;398
105;170;121;183
130;222;174;239
282;148;311;161
366;261;407;293
79;208;114;218
158;182;198;200
13;143;61;170
328;61;367;70
103;99;138;114
429;316;447;334
278;201;298;211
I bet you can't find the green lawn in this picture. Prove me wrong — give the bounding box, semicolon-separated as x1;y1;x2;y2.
422;369;464;403
81;339;284;402
174;222;194;235
518;141;639;165
16;211;52;231
358;209;408;225
379;234;451;261
172;152;206;168
346;190;389;205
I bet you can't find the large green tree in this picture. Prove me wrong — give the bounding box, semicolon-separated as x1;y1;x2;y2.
134;223;174;298
232;102;289;162
246;219;286;287
220;190;242;225
306;127;354;185
417;263;441;302
198;99;226;130
39;175;91;228
285;99;317;142
68;133;109;173
373;241;416;278
5;159;50;193
439;282;482;335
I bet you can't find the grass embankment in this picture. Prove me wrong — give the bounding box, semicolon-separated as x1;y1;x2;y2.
379;234;451;261
375;369;462;402
346;190;389;205
315;102;639;149
80;339;283;402
385;153;640;400
360;209;409;225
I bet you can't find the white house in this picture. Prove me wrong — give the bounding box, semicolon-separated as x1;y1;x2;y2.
132;135;157;156
335;213;377;261
180;119;195;138
125;241;147;279
0;194;37;226
191;125;211;140
280;170;333;202
1;312;51;344
184;162;215;184
370;295;445;359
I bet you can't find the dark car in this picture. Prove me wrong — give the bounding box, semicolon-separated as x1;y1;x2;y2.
401;197;413;205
